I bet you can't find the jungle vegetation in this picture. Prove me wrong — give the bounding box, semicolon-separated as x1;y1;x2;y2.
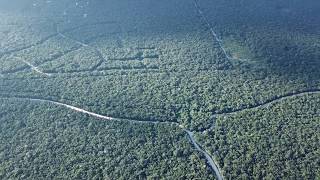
0;0;319;179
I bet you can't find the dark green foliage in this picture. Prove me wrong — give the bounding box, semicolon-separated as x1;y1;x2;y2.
0;99;214;179
197;94;320;179
0;0;319;179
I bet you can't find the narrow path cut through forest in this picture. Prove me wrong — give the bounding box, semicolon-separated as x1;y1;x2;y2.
13;56;52;76
193;0;248;62
215;89;320;116
199;89;320;132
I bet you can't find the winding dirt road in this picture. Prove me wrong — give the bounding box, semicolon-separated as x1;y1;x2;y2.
0;95;220;179
215;89;320;116
3;89;319;179
197;89;320;133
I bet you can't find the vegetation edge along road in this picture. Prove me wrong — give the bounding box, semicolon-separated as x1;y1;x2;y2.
199;89;320;133
215;89;320;116
1;89;320;178
0;95;223;180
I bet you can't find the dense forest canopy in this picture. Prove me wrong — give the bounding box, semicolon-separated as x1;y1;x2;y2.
0;0;319;179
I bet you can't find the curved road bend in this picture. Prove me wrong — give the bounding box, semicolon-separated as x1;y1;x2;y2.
197;89;320;133
215;89;320;117
0;96;221;179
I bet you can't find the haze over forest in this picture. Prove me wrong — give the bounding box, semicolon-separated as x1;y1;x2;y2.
0;0;319;179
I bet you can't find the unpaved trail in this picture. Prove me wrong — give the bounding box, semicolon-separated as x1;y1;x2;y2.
14;56;52;76
215;89;320;117
198;89;320;133
56;23;109;70
192;0;230;60
193;0;248;62
56;25;89;47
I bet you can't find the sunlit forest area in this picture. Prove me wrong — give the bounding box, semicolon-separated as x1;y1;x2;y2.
0;0;319;179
